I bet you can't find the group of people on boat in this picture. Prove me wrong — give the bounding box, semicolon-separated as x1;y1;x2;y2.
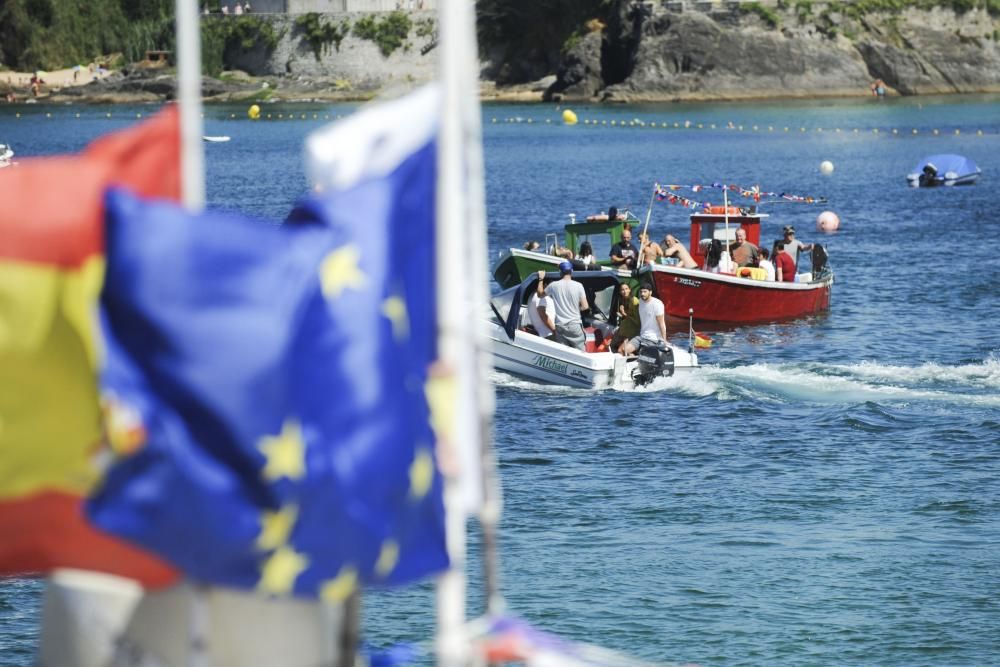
527;263;667;357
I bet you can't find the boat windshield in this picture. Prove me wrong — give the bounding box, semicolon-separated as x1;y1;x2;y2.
489;287;518;325
590;283;615;321
577;232;613;259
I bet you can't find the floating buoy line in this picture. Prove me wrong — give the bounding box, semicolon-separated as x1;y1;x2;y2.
5;109;995;137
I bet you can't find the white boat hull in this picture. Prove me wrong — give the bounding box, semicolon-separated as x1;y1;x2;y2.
488;320;698;390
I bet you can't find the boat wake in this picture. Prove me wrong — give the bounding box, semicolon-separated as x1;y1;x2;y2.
690;357;1000;407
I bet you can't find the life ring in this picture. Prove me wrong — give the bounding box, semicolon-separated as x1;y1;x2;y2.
706;206;740;215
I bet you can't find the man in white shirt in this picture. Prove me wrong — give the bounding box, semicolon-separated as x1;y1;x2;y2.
621;282;666;356
543;261;589;350
528;270;555;340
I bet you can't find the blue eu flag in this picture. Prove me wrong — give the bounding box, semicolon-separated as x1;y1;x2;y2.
88;128;447;599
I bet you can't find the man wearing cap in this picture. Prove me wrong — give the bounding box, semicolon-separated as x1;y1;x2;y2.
543;261;590;350
774;225;813;272
621;282;666;356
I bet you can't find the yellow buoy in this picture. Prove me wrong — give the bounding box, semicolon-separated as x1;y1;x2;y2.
562;109;578;125
248;104;261;120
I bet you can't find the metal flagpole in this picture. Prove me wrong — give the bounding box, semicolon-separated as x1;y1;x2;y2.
175;3;207;665
437;0;500;664
176;0;205;211
639;184;657;267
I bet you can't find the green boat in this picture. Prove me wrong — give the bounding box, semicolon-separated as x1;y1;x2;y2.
492;209;640;289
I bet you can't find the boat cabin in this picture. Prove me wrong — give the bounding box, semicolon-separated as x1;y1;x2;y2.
557;210;639;265
687;207;767;268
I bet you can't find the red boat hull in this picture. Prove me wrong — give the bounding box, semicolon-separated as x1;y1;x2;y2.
648;265;833;322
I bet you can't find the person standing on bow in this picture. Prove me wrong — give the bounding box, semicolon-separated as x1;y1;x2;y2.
609;228;639;270
621;282;667;356
543;261;590;351
773;225;813;272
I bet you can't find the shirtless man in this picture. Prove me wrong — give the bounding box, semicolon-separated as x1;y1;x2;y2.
661;234;698;269
638;232;662;266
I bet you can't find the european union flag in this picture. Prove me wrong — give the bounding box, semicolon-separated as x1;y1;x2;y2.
88;118;447;598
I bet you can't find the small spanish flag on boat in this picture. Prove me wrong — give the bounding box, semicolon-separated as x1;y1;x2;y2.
694;332;713;348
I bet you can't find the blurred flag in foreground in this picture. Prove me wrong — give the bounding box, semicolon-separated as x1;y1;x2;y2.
694;333;713;349
88;86;448;598
0;109;181;586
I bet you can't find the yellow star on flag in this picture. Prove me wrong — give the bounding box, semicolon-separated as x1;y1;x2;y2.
374;539;399;577
255;504;298;551
425;374;456;443
259;419;306;482
382;295;409;341
319;245;365;300
320;565;358;602
257;545;309;595
408;447;433;500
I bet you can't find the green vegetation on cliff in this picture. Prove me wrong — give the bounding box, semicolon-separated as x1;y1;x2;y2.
0;0;174;71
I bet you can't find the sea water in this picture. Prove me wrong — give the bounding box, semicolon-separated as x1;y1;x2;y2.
1;94;999;666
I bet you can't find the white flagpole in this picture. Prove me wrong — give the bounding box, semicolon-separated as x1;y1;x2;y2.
177;0;205;211
436;0;499;664
175;3;207;666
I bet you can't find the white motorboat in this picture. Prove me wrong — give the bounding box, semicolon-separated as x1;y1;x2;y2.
488;271;698;390
0;143;14;168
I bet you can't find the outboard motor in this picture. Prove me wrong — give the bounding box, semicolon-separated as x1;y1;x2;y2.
811;244;830;278
631;341;675;387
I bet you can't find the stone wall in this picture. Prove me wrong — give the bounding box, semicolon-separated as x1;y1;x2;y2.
225;12;438;87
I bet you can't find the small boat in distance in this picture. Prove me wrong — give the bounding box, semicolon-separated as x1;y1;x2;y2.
202;135;231;143
645;205;833;323
488;271;698;389
491;209;637;289
907;154;980;187
0;143;14;168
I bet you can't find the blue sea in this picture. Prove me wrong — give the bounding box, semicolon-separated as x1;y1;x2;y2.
2;94;999;666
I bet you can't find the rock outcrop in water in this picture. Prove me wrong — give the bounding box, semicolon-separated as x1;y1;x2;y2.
546;2;1000;102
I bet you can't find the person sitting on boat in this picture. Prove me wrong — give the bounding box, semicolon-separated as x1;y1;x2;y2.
609;282;640;355
772;225;813;272
757;247;776;281
609;228;639;270
621;282;666;357
774;242;796;282
528;270;556;341
523;240;540;252
704;239;734;273
661;234;699;269
728;227;759;267
543;261;590;351
577;241;595;268
638;232;662;266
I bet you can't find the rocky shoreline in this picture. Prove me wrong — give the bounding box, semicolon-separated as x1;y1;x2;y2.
5;2;999;107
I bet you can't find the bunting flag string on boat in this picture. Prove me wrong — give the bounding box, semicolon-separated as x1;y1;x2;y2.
653;182;825;211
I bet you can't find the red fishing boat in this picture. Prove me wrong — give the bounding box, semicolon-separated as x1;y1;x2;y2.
642;206;833;323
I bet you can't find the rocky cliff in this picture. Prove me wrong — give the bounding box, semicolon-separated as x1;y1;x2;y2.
547;2;1000;102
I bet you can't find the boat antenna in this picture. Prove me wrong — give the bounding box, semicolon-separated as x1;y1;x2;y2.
639;183;657;260
688;308;694;353
722;187;732;271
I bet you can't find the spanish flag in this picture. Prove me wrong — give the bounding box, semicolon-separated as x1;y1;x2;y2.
694;332;713;349
0;109;181;587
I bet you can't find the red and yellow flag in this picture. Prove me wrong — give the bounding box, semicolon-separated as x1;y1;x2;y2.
694;333;713;349
0;108;181;586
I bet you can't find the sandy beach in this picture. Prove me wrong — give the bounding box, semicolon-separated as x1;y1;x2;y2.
2;64;112;101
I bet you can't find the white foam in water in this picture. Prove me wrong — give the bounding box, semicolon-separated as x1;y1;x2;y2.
704;359;1000;407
